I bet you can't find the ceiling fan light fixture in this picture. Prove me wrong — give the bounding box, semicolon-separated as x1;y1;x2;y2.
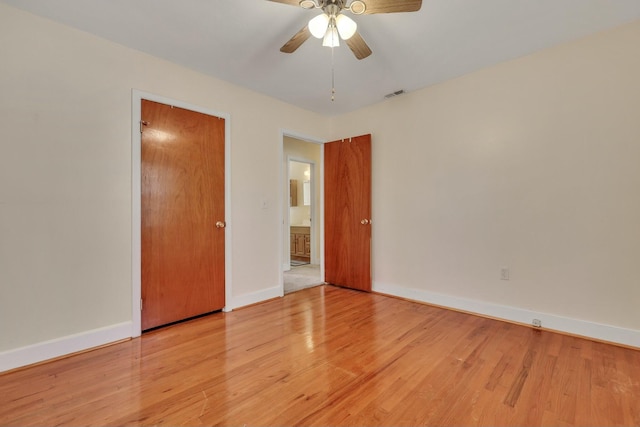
322;25;340;47
348;0;366;15
308;13;329;38
299;0;317;9
335;14;357;40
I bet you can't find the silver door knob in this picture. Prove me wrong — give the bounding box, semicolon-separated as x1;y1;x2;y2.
216;221;226;228
361;219;369;225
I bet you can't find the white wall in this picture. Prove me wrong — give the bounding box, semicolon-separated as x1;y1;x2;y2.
331;20;640;346
0;3;330;367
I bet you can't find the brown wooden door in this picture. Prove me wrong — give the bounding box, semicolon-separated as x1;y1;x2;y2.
141;100;225;330
324;134;372;291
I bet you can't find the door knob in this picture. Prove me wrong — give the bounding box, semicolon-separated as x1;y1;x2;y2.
360;219;369;225
215;221;226;228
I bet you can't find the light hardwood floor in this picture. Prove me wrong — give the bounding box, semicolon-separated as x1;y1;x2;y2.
1;285;639;426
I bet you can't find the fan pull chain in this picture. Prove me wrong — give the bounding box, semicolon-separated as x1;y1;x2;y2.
331;45;335;102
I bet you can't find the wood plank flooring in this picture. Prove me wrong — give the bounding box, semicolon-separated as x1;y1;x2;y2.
1;285;639;426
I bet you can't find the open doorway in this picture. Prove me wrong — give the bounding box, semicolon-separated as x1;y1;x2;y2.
289;160;313;266
283;136;322;294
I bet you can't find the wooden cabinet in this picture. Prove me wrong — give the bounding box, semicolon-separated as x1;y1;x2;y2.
290;226;310;262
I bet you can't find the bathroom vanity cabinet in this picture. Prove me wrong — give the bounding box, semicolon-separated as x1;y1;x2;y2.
290;226;310;262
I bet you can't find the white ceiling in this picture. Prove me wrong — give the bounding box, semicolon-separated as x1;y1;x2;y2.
3;0;640;116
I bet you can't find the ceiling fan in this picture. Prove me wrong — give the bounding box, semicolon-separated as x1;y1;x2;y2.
270;0;422;60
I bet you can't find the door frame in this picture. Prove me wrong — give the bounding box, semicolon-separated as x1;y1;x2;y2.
131;90;232;337
279;131;325;293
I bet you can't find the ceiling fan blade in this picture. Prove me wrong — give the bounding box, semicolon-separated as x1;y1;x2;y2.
345;31;372;60
280;25;312;53
360;0;422;14
267;0;302;6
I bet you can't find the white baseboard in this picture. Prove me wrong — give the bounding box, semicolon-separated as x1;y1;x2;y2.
227;285;283;311
1;285;285;372
373;282;640;349
0;322;132;373
5;284;635;373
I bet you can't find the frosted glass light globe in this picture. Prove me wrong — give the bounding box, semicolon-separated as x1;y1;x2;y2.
308;13;329;39
336;14;357;40
322;26;340;47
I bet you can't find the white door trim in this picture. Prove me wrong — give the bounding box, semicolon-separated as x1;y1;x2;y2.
131;90;232;337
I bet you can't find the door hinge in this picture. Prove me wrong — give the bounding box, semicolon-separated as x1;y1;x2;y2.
140;120;149;134
140;299;143;311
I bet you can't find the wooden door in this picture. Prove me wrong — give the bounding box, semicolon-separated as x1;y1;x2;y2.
141;99;225;330
324;134;372;291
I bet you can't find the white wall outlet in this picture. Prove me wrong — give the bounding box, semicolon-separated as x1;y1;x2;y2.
532;319;542;328
500;267;509;280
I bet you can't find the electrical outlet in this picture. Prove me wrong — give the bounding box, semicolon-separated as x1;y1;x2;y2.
500;267;509;280
532;319;542;328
